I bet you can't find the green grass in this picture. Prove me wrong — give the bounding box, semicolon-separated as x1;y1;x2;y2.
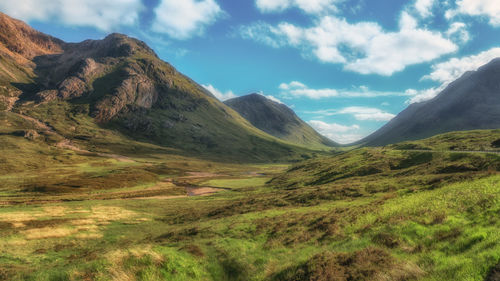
0;130;499;280
389;129;500;152
202;178;270;190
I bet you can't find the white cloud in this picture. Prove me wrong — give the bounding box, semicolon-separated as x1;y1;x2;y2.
202;84;237;101
308;120;361;144
414;0;435;18
257;92;284;104
406;87;443;104
0;0;144;31
423;47;500;83
241;13;457;76
338;107;395;121
279;82;413;99
307;107;395;121
255;0;342;14
407;47;500;103
447;0;500;27
446;22;470;43
279;81;338;99
152;0;223;39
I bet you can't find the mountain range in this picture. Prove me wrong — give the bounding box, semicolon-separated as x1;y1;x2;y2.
1;11;500;157
0;12;331;162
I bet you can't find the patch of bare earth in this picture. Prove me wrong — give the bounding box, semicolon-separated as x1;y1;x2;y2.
186;187;221;196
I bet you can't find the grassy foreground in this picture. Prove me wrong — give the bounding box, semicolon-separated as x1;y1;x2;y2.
0;130;499;281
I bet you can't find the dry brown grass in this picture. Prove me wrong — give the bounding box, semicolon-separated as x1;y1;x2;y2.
23;226;77;239
272;247;424;281
1;205;142;242
106;246;164;281
75;233;103;239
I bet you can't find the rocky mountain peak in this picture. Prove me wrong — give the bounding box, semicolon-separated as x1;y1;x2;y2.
0;12;64;63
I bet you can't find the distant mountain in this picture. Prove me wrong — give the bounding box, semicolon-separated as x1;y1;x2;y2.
358;58;500;146
224;93;337;148
0;12;315;162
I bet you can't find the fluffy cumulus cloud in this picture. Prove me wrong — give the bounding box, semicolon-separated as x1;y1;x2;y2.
407;47;500;103
447;0;500;27
406;87;443;104
255;0;342;14
423;47;500;83
0;0;143;31
308;120;361;144
279;81;338;99
414;0;435;18
279;82;414;99
338;107;395;121
202;84;237;101
241;13;457;76
446;22;470;43
307;107;395;121
152;0;223;39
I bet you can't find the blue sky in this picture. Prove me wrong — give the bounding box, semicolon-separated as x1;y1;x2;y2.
2;0;500;143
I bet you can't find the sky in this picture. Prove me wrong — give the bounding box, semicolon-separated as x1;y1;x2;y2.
1;0;500;143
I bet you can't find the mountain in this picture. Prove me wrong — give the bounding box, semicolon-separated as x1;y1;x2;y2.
357;58;500;146
0;12;315;162
224;93;337;148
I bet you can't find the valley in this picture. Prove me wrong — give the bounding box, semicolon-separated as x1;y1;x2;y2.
0;10;499;281
0;129;499;280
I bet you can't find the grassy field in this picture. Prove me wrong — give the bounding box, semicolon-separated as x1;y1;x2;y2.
0;130;499;280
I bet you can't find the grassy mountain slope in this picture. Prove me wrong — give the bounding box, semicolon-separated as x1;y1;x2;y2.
388;129;500;152
224;93;337;149
0;130;498;280
357;59;500;146
0;12;317;162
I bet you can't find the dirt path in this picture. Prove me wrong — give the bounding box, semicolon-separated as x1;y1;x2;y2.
186;186;221;196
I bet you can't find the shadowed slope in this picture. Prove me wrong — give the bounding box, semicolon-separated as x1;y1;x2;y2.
225;93;337;148
357;58;500;146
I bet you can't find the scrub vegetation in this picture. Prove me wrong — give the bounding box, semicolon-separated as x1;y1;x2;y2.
0;128;499;281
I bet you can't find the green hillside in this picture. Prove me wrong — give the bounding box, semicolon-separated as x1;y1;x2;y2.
224;94;337;149
0;130;498;280
0;12;320;163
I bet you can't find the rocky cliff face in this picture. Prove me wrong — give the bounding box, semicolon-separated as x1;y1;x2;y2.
19;33;163;121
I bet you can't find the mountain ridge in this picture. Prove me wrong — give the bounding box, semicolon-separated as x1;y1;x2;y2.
224;93;337;148
0;12;317;162
357;58;500;146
